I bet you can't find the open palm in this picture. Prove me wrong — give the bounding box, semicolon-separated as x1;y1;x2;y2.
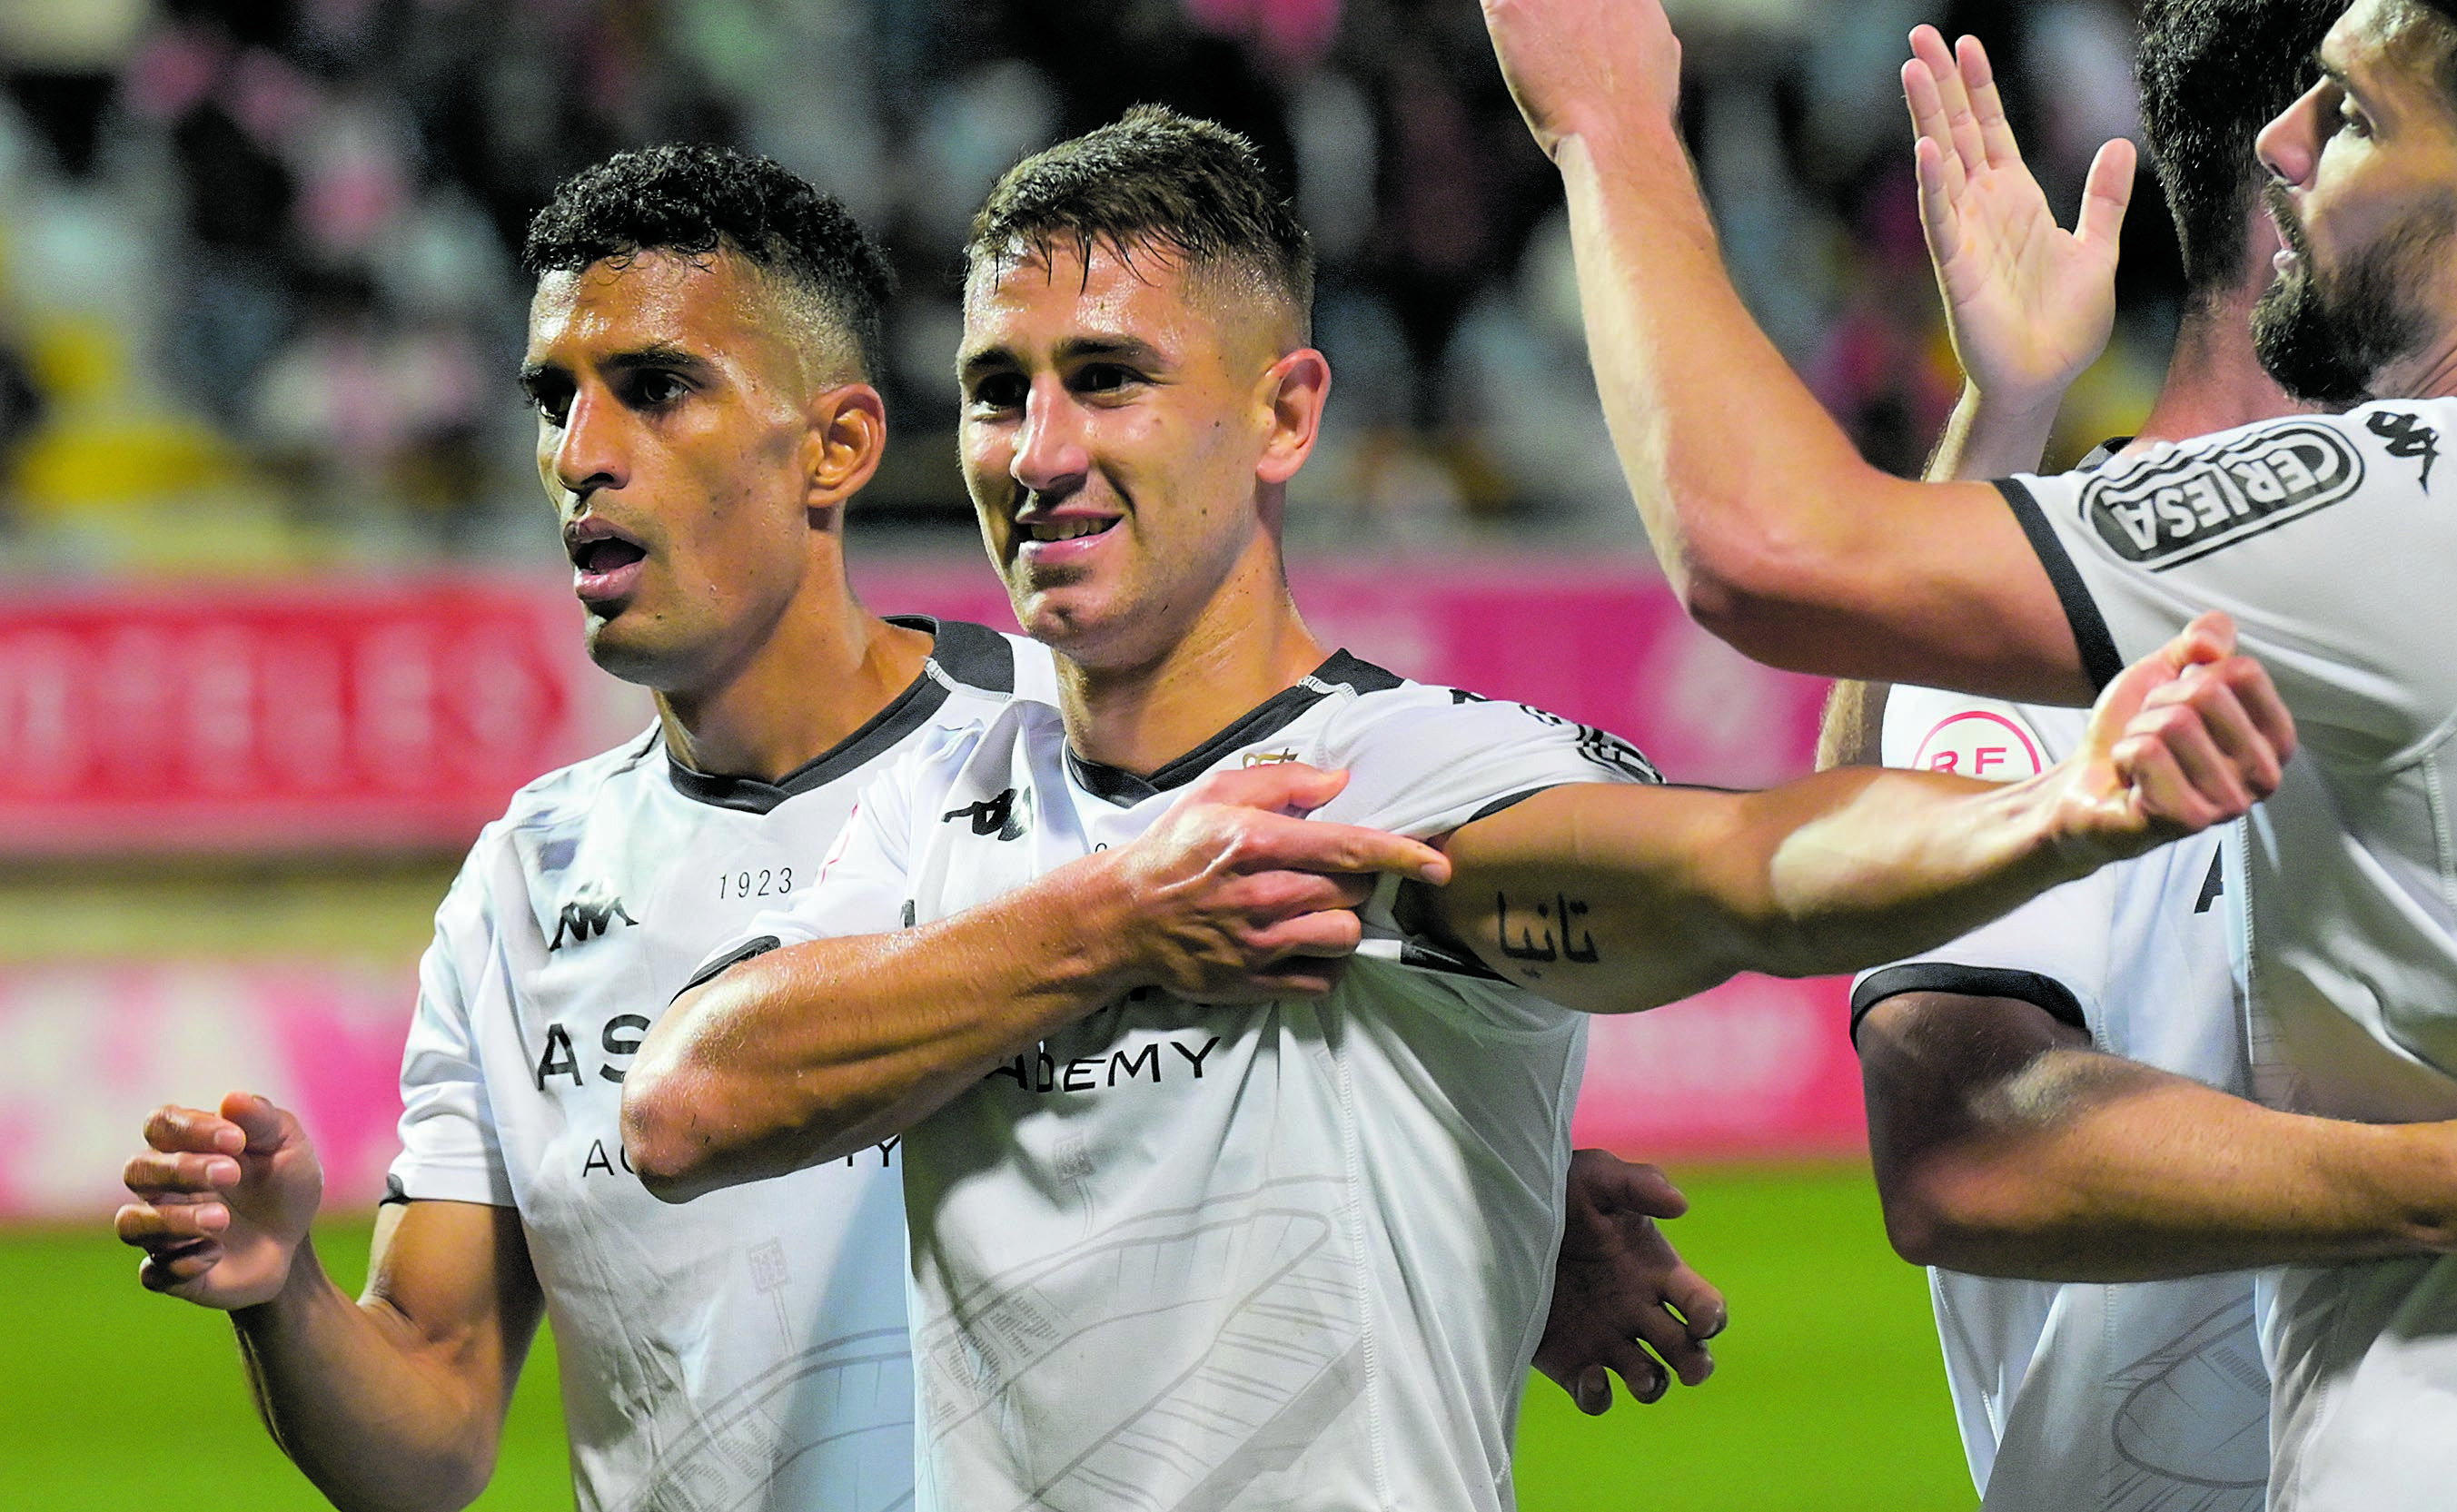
1907;25;2135;407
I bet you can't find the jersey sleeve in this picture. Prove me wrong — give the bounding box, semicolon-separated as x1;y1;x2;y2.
1308;687;1661;838
1850;689;2115;1044
2001;400;2457;763
1311;687;1662;1023
388;840;516;1207
680;752;925;992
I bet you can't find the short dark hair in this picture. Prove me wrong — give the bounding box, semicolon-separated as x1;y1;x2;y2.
966;104;1314;342
2137;0;2341;299
523;144;896;380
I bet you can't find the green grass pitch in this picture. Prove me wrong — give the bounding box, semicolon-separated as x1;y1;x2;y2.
2;1164;1971;1509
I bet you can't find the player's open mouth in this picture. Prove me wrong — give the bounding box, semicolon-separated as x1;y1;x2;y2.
1012;509;1122;567
1025;518;1116;542
566;520;649;603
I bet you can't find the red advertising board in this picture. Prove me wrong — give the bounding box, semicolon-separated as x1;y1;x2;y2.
0;580;624;853
0;559;1864;1220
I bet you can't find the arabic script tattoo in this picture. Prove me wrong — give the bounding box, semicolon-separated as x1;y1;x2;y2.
1493;890;1602;978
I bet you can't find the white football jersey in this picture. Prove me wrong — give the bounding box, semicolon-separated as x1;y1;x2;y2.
720;652;1661;1512
1854;687;2264;1512
2006;400;2457;1510
388;618;1055;1512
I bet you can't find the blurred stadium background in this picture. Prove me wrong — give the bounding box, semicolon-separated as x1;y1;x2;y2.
0;0;2191;1504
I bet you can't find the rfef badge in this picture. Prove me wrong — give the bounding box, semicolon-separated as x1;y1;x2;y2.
1910;707;2046;781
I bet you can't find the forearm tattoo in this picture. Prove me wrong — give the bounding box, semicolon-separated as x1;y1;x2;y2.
1493;889;1602;977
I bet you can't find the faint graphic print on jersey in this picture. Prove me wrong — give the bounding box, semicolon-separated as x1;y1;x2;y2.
2083;423;2363;569
636;1324;916;1512
2107;1300;2269;1507
917;1177;1364;1512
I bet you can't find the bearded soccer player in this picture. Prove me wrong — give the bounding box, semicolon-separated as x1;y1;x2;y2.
1826;9;2335;1508
112;143;1728;1509
623;108;2289;1512
1485;0;2457;1504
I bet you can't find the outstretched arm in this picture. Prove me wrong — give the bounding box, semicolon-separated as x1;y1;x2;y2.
1861;993;2457;1279
1480;0;2089;701
116;1094;542;1511
1425;618;2290;1012
624;764;1450;1201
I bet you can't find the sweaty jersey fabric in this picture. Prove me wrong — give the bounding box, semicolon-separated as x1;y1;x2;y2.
2003;399;2457;1511
721;653;1661;1512
1851;688;2264;1512
389;618;1055;1512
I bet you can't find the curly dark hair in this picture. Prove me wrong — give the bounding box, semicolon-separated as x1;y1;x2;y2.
2137;0;2342;301
966;105;1313;341
523;144;897;380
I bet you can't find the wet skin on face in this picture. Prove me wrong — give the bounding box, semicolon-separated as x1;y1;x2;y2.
955;239;1322;677
520;250;847;695
2254;0;2457;400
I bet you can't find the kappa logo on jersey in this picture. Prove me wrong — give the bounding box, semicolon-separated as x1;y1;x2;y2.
2083;421;2363;568
943;787;1028;840
2367;409;2439;491
550;887;639;950
1911;708;2045;780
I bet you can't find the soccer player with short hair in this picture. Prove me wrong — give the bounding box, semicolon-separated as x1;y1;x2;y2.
625;106;2289;1512
1484;0;2457;1501
107;143;1441;1511
113;142;1729;1509
1831;10;2336;1507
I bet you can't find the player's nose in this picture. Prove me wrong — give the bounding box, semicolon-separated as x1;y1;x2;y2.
2255;80;2324;192
1011;380;1091;495
552;386;628;499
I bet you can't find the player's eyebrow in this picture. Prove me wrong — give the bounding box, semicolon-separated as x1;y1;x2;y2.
956;344;1015;385
958;335;1167;384
521;343;718;394
599;342;719;381
1056;335;1166;368
2313;50;2389;119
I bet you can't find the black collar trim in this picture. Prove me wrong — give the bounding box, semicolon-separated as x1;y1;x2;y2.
2076;437;2134;473
664;617;1009;815
1066;649;1403;808
904;615;1016;695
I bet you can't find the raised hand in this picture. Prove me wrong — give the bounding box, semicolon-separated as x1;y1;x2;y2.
116;1092;325;1309
2051;612;2295;855
1907;25;2135;411
1481;0;1683;160
1110;763;1451;1002
1534;1150;1727;1413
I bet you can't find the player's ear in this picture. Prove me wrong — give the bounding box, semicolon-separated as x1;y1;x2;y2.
804;382;887;511
1256;348;1330;487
